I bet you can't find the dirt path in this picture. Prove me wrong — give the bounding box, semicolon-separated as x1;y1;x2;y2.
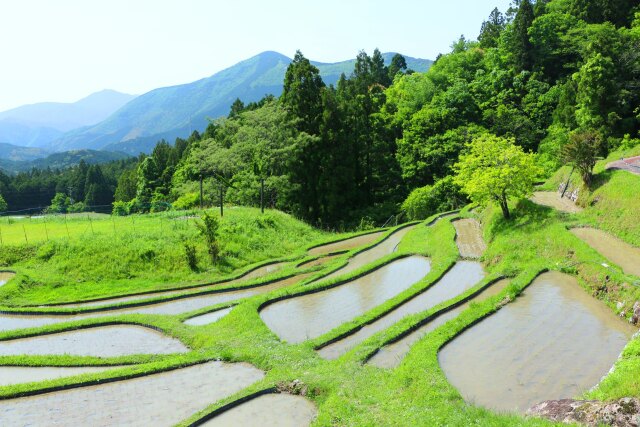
530;192;583;214
453;219;486;258
571;227;640;277
605;155;640;176
0;362;264;427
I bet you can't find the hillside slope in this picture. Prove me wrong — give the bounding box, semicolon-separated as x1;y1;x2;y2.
52;51;432;154
0;90;136;148
0;149;131;174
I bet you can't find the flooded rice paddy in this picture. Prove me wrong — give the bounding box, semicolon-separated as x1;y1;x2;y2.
571;227;640;277
0;366;117;386
260;256;431;343
318;225;416;282
453;219;486;258
0;274;309;332
368;279;511;369
184;307;234;326
201;393;317;427
308;231;385;256
60;262;288;309
438;271;636;412
318;261;485;360
0;325;188;357
0;361;264;427
0;272;14;287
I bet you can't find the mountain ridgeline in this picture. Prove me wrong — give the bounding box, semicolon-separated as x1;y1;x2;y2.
0;90;136;148
50;52;432;154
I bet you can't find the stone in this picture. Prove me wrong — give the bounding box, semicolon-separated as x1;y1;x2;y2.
631;302;640;326
527;398;640;427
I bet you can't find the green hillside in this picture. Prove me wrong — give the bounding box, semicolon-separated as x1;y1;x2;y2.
0;149;131;174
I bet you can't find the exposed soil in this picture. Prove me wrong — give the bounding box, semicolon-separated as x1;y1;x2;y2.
453;219;487;258
571;227;640;278
530;191;583;213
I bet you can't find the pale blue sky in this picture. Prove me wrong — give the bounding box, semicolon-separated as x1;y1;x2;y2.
0;0;512;112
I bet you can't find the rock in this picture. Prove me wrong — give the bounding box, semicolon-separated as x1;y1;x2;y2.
527;398;640;426
631;302;640;326
617;302;625;310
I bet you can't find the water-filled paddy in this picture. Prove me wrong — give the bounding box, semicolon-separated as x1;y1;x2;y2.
318;225;416;282
0;274;309;332
260;256;431;343
308;231;385;256
0;366;117;386
0;325;188;357
184;307;234;326
200;393;317;427
0;362;264;427
318;261;485;360
571;227;640;277
0;272;15;287
60;261;288;309
452;219;486;258
438;271;636;412
368;279;511;369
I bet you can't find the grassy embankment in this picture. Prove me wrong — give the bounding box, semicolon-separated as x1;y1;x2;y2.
0;149;639;425
0;207;349;305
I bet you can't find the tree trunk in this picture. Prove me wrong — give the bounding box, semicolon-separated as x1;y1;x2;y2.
499;196;510;219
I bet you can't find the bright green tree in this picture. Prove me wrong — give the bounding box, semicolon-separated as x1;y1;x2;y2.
454;134;541;219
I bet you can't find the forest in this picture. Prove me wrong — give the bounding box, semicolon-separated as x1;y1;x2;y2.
1;0;639;228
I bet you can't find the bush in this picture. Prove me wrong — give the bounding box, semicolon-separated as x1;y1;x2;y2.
402;176;468;220
183;241;198;271
173;192;201;210
196;212;221;264
67;202;86;213
112;201;129;216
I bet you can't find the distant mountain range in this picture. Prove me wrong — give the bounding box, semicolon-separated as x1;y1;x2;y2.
52;52;432;154
1;51;432;156
0;90;136;148
0;148;131;174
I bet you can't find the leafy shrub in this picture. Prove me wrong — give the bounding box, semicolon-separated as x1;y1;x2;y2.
112;201;129;216
183;241;198;271
173;192;201;210
196;212;221;264
402;176;468;220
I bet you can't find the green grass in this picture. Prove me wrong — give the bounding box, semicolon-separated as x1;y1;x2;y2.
0;207;339;305
1;161;640;425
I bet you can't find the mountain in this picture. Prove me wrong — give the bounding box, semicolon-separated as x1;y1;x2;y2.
0;149;131;174
51;51;432;154
0;90;137;148
0;142;50;162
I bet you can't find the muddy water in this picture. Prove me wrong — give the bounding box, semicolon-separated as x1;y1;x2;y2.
297;253;343;269
571;227;640;277
184;307;234;326
531;191;583;214
260;256;431;344
453;219;486;258
308;231;385;256
201;393;317;427
61;262;288;309
318;225;417;283
0;366;117;386
318;261;486;360
0;272;14;287
368;279;511;369
0;325;188;357
0;274;309;332
438;272;637;413
0;361;264;427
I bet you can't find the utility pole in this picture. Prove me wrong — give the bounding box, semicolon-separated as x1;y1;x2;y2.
560;166;575;199
260;178;265;214
219;185;224;217
199;175;204;210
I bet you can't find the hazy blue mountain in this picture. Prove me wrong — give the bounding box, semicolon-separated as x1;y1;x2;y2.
0;142;50;162
0;149;131;174
52;51;432;154
0;90;137;148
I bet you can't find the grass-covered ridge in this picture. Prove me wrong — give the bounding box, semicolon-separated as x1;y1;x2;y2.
0;207;337;305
